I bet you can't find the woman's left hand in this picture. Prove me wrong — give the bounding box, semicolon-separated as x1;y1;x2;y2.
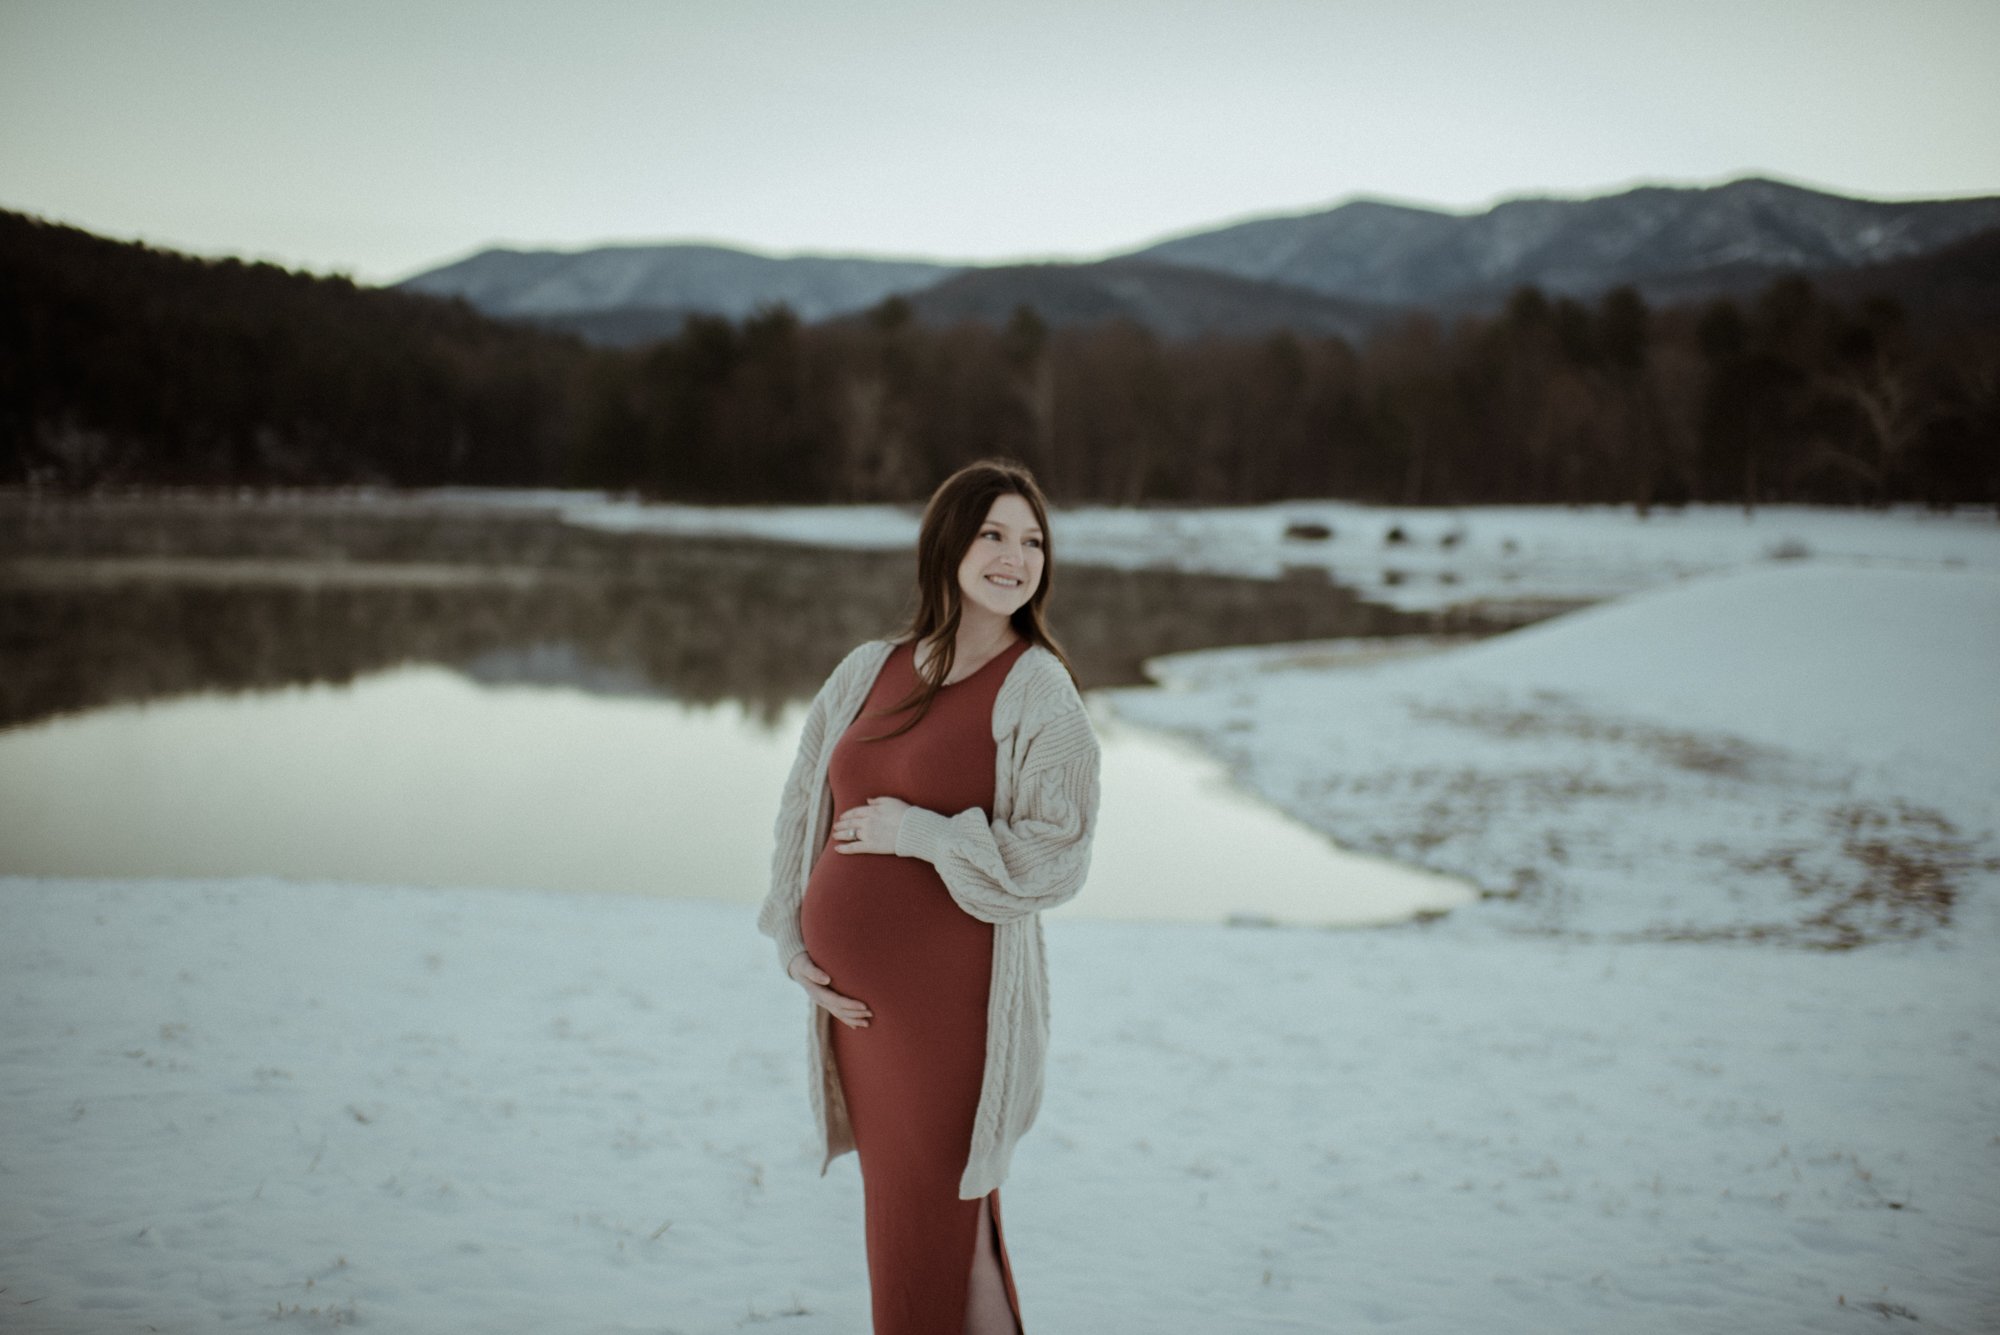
832;796;909;855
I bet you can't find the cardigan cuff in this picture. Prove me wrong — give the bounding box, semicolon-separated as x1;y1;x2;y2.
771;915;809;975
895;805;952;863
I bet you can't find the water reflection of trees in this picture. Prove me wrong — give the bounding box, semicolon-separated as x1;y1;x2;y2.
0;498;1506;731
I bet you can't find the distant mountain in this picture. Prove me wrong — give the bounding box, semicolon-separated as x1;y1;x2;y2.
397;177;2000;343
398;242;959;337
891;258;1395;341
1128;177;2000;312
521;304;711;347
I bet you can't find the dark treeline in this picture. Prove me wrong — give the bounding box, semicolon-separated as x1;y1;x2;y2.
6;209;1996;505
2;211;587;489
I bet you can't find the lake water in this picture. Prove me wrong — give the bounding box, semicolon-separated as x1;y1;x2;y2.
0;664;1475;927
0;497;1489;927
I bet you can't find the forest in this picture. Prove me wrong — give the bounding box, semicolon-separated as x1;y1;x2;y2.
4;208;1994;507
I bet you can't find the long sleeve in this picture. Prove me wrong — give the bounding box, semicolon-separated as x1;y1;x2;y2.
893;672;1101;925
756;669;837;973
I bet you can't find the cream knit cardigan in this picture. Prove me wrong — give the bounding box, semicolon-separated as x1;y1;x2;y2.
756;636;1102;1198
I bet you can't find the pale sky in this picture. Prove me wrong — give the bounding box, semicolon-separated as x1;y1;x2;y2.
3;0;1995;285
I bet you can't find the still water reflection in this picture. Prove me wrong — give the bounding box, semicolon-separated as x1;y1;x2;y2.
1;497;1505;730
3;503;1504;925
0;665;1475;927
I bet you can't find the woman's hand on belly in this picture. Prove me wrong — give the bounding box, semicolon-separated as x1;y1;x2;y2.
832;796;910;855
788;951;873;1029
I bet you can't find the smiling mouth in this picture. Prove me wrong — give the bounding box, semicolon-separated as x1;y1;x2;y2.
985;575;1022;588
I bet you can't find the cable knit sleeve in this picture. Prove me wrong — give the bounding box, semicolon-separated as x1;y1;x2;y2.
893;664;1101;924
755;652;853;972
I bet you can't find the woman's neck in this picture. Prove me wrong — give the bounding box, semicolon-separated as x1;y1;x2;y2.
955;609;1018;658
920;613;1018;678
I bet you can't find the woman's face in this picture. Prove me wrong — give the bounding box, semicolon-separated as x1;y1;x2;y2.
955;493;1045;624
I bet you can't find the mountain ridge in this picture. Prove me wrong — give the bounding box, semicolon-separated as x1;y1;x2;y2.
397;175;2000;343
1131;176;2000;309
400;242;959;323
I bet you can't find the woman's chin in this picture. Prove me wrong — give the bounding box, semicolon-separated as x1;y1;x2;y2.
963;588;1029;620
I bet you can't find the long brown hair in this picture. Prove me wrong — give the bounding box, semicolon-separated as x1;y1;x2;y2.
861;458;1077;741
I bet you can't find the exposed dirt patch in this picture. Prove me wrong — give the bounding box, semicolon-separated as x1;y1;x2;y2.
1403;696;1784;780
1633;800;2000;950
1216;691;2000;950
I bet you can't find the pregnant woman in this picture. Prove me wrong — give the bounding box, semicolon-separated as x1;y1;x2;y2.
757;458;1102;1334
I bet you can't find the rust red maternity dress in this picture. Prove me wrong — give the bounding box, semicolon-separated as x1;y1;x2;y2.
800;636;1030;1334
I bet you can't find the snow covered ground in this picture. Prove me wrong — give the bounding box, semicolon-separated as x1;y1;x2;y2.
4;502;1998;1332
1109;559;2000;950
3;868;1994;1332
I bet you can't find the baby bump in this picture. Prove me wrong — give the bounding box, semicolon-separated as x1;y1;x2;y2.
800;838;994;1013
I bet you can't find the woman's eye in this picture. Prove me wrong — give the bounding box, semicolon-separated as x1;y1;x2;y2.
1026;538;1043;549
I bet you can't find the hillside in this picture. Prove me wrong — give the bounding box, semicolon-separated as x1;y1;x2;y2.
396;177;2000;338
0;209;586;488
895;258;1395;341
1131;176;2000;312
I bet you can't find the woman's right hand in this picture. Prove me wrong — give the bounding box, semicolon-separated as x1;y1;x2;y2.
787;952;872;1029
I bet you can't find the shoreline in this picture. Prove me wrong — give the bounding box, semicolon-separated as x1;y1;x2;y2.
1102;556;2000;951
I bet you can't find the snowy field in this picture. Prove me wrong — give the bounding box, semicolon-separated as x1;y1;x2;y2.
1110;560;2000;950
4;873;1994;1334
4;500;1999;1332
